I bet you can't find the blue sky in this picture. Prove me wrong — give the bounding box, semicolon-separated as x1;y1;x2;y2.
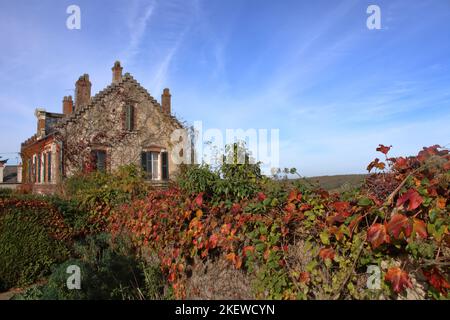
0;0;449;176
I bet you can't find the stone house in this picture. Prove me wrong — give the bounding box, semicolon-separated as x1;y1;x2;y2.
20;61;184;193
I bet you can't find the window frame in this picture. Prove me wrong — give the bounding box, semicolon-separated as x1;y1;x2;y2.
125;105;135;131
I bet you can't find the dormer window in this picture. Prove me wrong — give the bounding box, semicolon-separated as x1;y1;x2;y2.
125;105;134;131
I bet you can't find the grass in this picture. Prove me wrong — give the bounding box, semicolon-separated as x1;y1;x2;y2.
303;174;367;192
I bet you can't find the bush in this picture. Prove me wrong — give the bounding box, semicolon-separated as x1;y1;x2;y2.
0;199;71;291
178;143;266;202
15;234;153;300
63;165;149;231
0;188;13;198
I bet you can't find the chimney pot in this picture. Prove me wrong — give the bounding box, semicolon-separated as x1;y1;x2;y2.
161;88;171;114
75;74;91;108
112;61;123;83
63;95;74;115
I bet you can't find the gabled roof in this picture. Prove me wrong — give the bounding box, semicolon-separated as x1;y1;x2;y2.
54;73;184;131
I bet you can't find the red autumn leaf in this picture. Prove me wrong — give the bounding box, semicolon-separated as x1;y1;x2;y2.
299;271;310;284
396;189;423;211
412;218;427;239
243;246;254;256
393;157;409;170
376;144;392;155
367;158;386;172
444;160;450;171
417;145;441;162
422;268;450;295
332;201;350;213
257;192;267;201
287;190;298;203
327;211;351;225
284;202;296;213
385;267;412;293
367;223;389;249
319;247;335;261
386;214;411;239
194;193;204;207
209;233;219;249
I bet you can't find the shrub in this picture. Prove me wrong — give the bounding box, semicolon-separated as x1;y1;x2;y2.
0;199;71;291
15;234;152;300
0;188;13;198
178;142;266;202
63;165;149;231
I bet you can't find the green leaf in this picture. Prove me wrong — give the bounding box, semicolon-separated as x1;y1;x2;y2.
320;231;330;245
358;197;373;207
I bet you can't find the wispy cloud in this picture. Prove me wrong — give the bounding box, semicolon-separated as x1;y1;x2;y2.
122;0;156;65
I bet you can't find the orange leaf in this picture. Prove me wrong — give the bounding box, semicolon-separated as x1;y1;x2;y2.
367;158;386;172
437;197;446;210
319;247;335;261
225;252;236;262
367;223;389;249
412;218;427;239
299;271;310;284
385;267;412;293
397;189;423;211
287;190;298;203
332;201;350;213
234;256;242;269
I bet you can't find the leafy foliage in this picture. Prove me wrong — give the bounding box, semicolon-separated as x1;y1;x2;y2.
0;198;72;291
108;144;449;300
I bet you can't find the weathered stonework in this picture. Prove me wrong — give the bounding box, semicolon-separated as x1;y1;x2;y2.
20;61;185;193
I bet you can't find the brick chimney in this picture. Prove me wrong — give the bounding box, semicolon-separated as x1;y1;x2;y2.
75;74;91;108
161;88;171;114
63;96;73;115
35;108;46;138
112;61;123;83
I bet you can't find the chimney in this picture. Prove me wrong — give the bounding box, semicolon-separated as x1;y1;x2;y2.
161;88;171;114
112;61;123;83
63;96;73;115
35;108;46;138
75;74;91;108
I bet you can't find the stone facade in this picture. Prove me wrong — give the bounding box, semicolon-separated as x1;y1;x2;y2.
20;61;185;193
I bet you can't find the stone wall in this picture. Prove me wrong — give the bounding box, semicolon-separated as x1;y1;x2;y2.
57;75;184;179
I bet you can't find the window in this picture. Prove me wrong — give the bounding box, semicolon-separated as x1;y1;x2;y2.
91;150;107;172
37;154;41;183
161;152;169;180
27;159;32;183
47;152;52;182
43;153;47;183
125;105;134;131
141;151;160;180
32;156;36;183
